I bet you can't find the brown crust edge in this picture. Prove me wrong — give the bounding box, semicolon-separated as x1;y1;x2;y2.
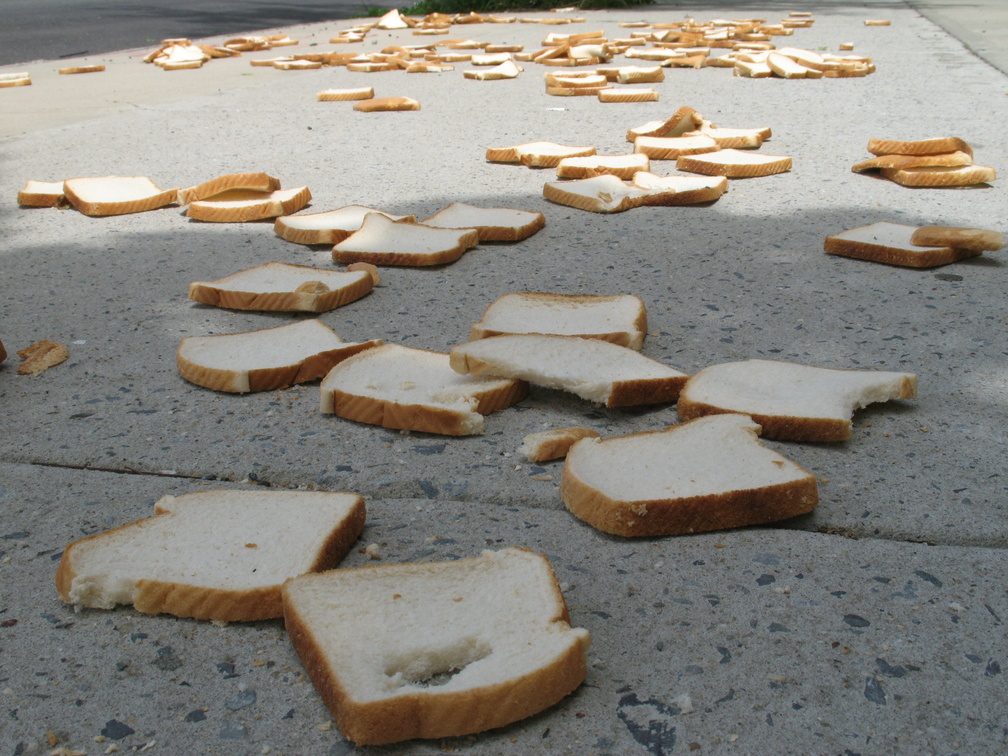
823;236;968;268
676;399;853;442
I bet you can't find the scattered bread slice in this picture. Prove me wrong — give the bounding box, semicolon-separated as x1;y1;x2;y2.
676;149;791;177
449;334;687;407
178;319;381;393
317;87;376;101
332;213;479;266
867;137;973;158
275;205;417;245
56;490;365;622
319;343;528;435
685;124;770;149
471;292;647;349
629;172;729;205
598;87;658;102
555;153;650;180
17;340;68;375
17;180;67;208
676;358;917;441
188;262;374;312
851;151;973;173
420;202;545;242
354;97;421;112
282;548;590;745
177;172;281;205
561;414;818;536
543;173;650;212
910;225;1004;252
825;221;983;267
63;176;178;216
186;186;311;222
486;141;596;166
0;72;31;87
520;427;600;462
633;135;719;160
625;106;702;142
464;59;522;80
58;64;105;74
880;164;996;187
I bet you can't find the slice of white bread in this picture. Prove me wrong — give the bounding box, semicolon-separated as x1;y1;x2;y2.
851;151;973;173
684;124;771;149
561;414;818;536
485;141;596;166
633;134;719;160
879;164;996;187
867;137;973;158
555;153;651;180
676;149;791;178
824;221;974;267
449;334;687;407
320;343;528;435
17;180;67;208
543;173;650;213
471;292;647;349
677;358;917;441
332;213;479;266
317;86;376;101
178;319;381;393
177;172;281;204
625;105;703;142
63;176;178;216
276;206;417;245
353;97;421;112
187;262;374;312
420;202;546;242
464;59;522;79
629;172;730;205
597;87;658;103
910;225;1004;252
0;72;32;87
56;489;365;621
282;547;590;745
186;186;312;222
520;426;600;462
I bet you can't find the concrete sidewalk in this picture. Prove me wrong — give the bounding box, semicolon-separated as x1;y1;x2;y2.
1;2;1006;754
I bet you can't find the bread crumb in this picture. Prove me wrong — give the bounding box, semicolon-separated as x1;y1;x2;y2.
316;721;333;731
17;340;68;375
364;543;382;559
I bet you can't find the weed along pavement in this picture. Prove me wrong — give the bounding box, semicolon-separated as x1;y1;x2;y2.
1;3;1006;754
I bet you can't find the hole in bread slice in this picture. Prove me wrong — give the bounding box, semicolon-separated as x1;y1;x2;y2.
383;638;492;688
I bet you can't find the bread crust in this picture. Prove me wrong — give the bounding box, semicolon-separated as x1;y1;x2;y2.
177;172;281;204
186;186;311;222
187;264;374;312
676;399;854;441
676;151;792;178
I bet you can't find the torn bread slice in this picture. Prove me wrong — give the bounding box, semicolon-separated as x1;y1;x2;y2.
561;414;818;537
420;203;545;242
177;172;281;204
633;134;719;160
521;427;600;462
471;292;647;349
824;221;977;267
56;490;365;622
186;186;311;222
449;334;687;407
332;213;479;266
320;343;527;435
17;180;67;208
188;262;374;312
276;205;417;245
282;548;590;745
879;164;996;187
63;176;178;216
867;137;973;158
676;149;791;178
910;225;1004;252
543;174;651;213
625;105;703;142
486;141;596;166
677;358;917;441
178;319;381;393
556;153;650;180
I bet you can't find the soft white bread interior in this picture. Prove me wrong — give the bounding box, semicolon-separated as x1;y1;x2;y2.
63;176;178;216
177;172;281;204
276;205;417;245
471;292;647;349
332;213;479;266
520;426;600;462
56;489;365;621
449;333;687;407
555;153;651;180
561;414;818;536
677;359;917;441
177;319;381;393
17;180;67;207
188;262;374;312
420;202;546;242
320;343;528;435
824;221;970;268
282;547;591;745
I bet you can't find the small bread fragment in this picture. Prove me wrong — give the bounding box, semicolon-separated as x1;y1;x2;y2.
333;213;479;266
178;319;381;393
320;343;527;435
879;164;996;187
17;180;66;208
57;490;365;622
867;137;973;158
186;186;311;222
353;97;421;112
633;135;719;160
449;334;688;407
521;427;600;462
188;262;374;312
177;172;281;205
282;548;590;745
318;87;376;101
909;225;1004;253
486;141;596;166
17;340;68;375
63;176;178;216
58;65;105;74
556;153;650;180
676;149;791;178
276;205;416;245
677;358;917;442
561;414;818;537
824;222;971;267
420;202;545;242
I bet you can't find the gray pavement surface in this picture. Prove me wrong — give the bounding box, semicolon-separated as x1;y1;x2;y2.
2;2;1007;754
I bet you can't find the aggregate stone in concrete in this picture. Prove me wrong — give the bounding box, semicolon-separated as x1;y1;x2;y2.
1;462;1006;754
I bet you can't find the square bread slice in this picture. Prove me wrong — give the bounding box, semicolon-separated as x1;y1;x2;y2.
633;135;720;160
676;358;917;442
850;151;973;173
177;172;281;204
420;202;545;241
275;205;417;245
824;221;976;267
867;137;973;158
56;489;365;621
449;333;688;407
187;262;375;312
186;186;311;222
561;414;818;536
485;141;596;166
332;213;479;266
909;225;1004;252
625;105;703;142
177;319;382;393
470;292;647;349
320;343;528;435
676;149;791;178
282;548;591;745
63;176;179;216
879;164;996;187
555;153;651;180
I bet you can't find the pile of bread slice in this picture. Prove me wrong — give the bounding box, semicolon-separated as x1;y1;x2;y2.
852;137;996;187
825;221;1004;267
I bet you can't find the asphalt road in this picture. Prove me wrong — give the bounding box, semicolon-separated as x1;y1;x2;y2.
0;0;391;65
